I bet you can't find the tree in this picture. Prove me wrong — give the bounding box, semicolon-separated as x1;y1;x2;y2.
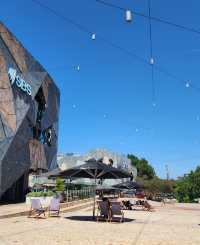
174;166;200;203
128;154;156;179
135;176;175;196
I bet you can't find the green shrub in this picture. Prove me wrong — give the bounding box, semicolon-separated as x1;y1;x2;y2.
174;166;200;203
27;191;54;197
183;196;190;203
55;177;65;192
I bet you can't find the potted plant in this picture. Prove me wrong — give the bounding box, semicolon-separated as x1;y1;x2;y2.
26;190;55;206
55;177;66;202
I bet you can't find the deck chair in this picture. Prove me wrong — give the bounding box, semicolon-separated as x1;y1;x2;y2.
96;201;110;222
110;202;124;222
48;198;60;217
28;199;45;218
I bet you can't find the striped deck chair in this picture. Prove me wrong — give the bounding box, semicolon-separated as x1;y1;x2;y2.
96;201;110;222
48;198;60;217
110;202;124;222
28;199;45;218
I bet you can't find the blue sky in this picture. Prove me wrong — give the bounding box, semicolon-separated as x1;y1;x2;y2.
2;0;200;178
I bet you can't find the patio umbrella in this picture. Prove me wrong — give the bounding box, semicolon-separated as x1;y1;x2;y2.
49;159;130;179
48;158;130;217
41;168;61;178
113;181;142;190
96;186;120;198
96;186;119;191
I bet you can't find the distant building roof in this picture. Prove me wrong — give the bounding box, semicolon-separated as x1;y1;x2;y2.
57;148;137;185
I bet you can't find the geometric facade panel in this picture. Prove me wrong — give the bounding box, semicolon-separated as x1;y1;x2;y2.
0;22;60;201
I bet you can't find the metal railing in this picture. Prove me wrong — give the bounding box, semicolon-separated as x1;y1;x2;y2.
64;187;95;202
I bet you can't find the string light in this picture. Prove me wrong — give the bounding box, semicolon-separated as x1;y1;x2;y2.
125;10;132;22
91;33;96;40
95;0;200;36
147;0;156;108
30;0;200;97
150;57;154;65
185;82;190;88
45;65;81;71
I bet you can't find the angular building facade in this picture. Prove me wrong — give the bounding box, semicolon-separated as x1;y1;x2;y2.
0;22;60;202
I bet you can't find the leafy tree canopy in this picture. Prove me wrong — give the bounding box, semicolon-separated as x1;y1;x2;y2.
128;154;156;179
174;166;200;203
140;177;175;197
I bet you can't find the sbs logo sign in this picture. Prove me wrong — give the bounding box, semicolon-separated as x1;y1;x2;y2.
8;68;32;96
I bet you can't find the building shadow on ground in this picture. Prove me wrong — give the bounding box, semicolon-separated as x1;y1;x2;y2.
65;216;135;223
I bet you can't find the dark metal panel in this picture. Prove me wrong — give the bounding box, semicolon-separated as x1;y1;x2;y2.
0;22;60;202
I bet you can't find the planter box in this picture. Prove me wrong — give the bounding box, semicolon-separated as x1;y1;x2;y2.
26;196;54;206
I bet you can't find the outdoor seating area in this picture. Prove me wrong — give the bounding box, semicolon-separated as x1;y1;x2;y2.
27;194;154;221
0;152;198;244
28;198;60;218
28;197;131;221
26;158;152;223
96;199;124;222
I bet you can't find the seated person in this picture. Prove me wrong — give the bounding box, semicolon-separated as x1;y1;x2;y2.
122;200;133;210
101;197;111;218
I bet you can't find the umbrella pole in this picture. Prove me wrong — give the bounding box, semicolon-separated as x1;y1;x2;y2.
93;177;97;219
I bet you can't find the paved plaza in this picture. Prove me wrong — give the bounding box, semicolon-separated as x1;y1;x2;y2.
0;201;200;245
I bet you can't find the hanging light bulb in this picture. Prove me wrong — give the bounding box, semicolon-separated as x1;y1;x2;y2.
77;65;80;71
91;33;96;40
125;10;132;22
150;57;154;65
185;81;190;88
152;102;156;107
135;128;139;133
